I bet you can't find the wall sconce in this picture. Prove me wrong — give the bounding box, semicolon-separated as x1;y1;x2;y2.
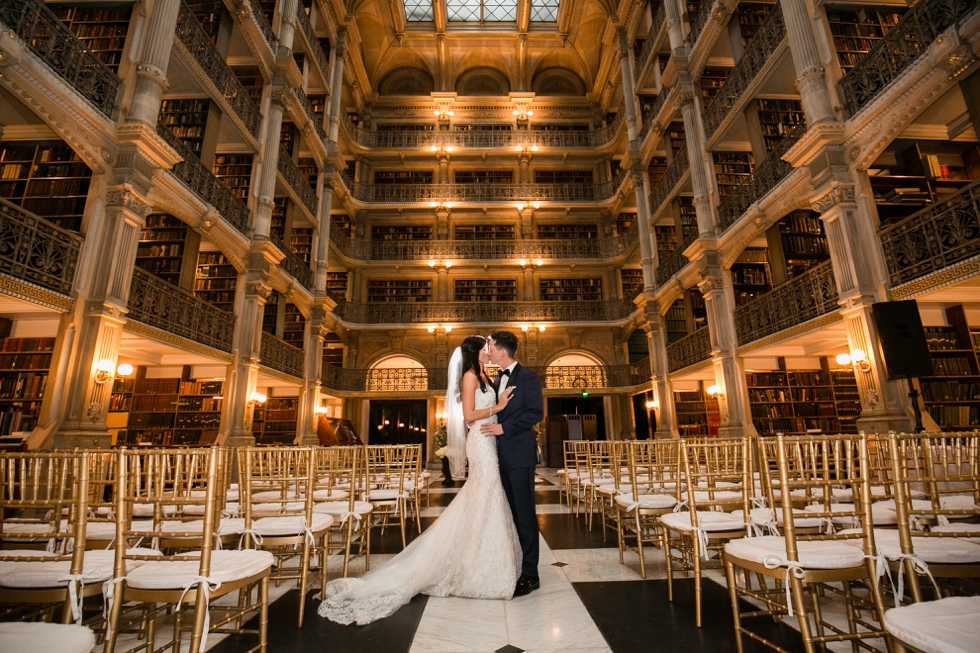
247;391;268;408
427;201;454;210
517;259;544;268
434;107;454;121
314;405;329;416
427;325;453;333
429;145;454;154
705;384;724;398
645;400;658;409
515;144;539;154
512;106;533;120
836;349;871;372
427;258;454;268
515;202;541;211
520;325;547;332
95;359;134;384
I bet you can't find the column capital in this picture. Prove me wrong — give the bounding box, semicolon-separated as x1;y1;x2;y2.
811;183;857;213
105;185;153;222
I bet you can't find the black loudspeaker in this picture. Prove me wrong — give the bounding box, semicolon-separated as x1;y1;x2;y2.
871;300;934;380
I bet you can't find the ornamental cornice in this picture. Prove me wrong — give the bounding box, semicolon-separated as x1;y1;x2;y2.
116;122;183;168
889;254;980;300
811;183;857;214
782;122;844;168
106;187;152;218
123;320;233;362
0;274;74;312
736;312;843;355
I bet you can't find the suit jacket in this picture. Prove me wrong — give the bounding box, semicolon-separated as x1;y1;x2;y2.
493;364;544;468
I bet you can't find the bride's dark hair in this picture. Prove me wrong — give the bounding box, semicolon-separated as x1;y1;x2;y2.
459;336;487;395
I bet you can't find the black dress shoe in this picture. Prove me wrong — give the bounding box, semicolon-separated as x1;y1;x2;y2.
513;574;541;597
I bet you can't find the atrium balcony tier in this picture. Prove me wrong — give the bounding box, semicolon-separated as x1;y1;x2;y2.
667;326;712;374
332;298;637;327
260;331;305;380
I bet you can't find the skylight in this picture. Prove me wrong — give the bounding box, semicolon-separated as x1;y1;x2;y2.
447;0;517;22
404;0;434;22
530;0;559;22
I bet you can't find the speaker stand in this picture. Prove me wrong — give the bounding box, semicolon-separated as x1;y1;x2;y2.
906;373;925;433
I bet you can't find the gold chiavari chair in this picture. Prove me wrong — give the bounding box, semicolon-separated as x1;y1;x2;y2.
615;440;680;578
237;446;332;627
750;438;825;537
313;446;374;578
402;444;425;535
104;447;273;653
584;440;618;533
595;440;632;541
568;440;591;517
365;444;415;549
659;438;753;626
556;440;576;507
724;434;889;653
884;594;980;653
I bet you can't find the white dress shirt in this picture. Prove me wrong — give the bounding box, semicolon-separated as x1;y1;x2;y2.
498;361;518;392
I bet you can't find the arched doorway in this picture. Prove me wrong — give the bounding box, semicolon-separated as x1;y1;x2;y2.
367;356;428;451
544;352;608;465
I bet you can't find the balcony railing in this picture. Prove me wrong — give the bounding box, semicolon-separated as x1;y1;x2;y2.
157;124;251;237
733;261;838;345
0;0;120;118
127;267;235;353
342;113;624;150
634;2;666;82
248;0;275;48
839;0;980;117
260;332;305;378
176;2;261;139
716;124;804;233
278;147;318;217
294;88;326;140
656;230;698;288
703;3;785;139
649;146;689;217
688;0;714;46
666;327;711;373
295;5;330;87
337;169;629;205
271;234;313;291
0;197;81;296
333;299;636;325
332;224;638;261
879;178;980;288
638;88;673;144
320;362;651;393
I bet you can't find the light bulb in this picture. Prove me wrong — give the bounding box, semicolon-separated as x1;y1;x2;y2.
851;349;867;363
445;326;452;333
645;401;657;409
836;353;851;366
535;259;543;267
427;326;435;333
538;325;546;332
518;259;527;266
531;145;538;151
430;145;438;152
706;384;720;396
96;359;114;373
116;363;134;377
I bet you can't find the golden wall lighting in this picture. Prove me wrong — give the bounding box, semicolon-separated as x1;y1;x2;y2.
836;349;871;372
515;145;539;153
517;259;544;268
705;384;724;398
434;107;455;120
428;201;454;210
427;325;453;333
520;325;547;332
515;202;541;210
429;145;454;153
512;107;533;120
247;391;267;408
645;400;658;409
96;359;134;384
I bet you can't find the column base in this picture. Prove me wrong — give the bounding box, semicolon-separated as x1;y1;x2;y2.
654;428;678;439
225;433;257;448
718;424;749;438
52;426;112;450
856;413;912;435
298;432;320;446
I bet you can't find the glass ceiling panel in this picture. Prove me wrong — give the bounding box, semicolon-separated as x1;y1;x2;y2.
404;0;434;21
484;0;517;21
530;0;559;22
447;0;481;21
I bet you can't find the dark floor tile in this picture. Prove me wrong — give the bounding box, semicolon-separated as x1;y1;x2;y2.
369;516;436;555
537;512;618;549
573;579;806;653
208;589;427;653
495;646;525;653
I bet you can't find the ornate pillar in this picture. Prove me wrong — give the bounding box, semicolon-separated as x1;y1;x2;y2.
436;264;450;302
435;206;450;239
277;0;299;54
617;28;640;142
518;152;531;184
778;0;835;125
664;0;687;53
252;88;286;239
437;151;450;184
638;300;677;438
128;0;181;124
299;306;327;445
223;275;272;447
314;175;334;294
677;87;716;235
327;29;347;145
634;164;658;289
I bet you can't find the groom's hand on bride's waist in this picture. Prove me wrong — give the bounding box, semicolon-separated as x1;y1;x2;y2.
481;423;504;437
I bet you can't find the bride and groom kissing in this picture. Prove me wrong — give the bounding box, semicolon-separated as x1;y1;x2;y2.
319;331;545;626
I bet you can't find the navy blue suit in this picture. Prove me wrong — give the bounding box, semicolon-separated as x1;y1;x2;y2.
494;364;544;576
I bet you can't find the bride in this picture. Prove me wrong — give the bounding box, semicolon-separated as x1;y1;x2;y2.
318;335;522;625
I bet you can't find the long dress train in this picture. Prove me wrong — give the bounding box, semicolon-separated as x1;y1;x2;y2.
318;385;521;625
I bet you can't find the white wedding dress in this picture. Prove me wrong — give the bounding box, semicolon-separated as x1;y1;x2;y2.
318;384;522;625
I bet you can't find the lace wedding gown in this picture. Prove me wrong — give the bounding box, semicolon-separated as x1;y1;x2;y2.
318;384;522;625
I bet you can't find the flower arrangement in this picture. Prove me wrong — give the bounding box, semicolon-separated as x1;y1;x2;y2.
432;423;448;458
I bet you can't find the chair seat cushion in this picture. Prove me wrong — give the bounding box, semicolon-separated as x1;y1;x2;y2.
691;490;744;504
0;622;95;653
940;495;980;511
884;596;980;653
841;528;980;564
368;489;408;501
726;535;866;570
1;520;70;537
252;501;306;514
87;520;154;540
660;511;747;533
125;549;274;591
133;504;177;518
249;513;334;537
615;493;677;510
311;489;350;501
930;522;980;543
745;508;824;530
312;501;374;517
596;485;622;497
0;548;160;588
155;519;245;538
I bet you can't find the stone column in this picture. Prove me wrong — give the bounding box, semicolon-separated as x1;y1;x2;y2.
299;306;327;445
677;87;716;235
314;176;334;294
277;0;298;54
436;264;449;302
518;152;531;184
779;0;835;125
664;0;687;53
617;28;640;142
638;301;677;438
437;151;450;184
252;89;286;239
223;275;272;447
327;30;347;145
634;164;658;289
128;0;181;125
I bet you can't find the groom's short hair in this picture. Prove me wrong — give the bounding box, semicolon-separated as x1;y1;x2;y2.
489;331;519;358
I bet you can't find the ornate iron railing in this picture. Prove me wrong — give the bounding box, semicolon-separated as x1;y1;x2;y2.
175;2;262;138
648;146;689;217
127;267;235;353
667;327;711;372
331;224;637;261
294;88;326;140
157;124;252;236
248;0;275;47
278;147;318;217
733;261;838;344
638;87;673;144
634;2;666;82
703;3;785;139
0;197;81;296
295;5;330;86
688;0;714;46
342;113;624;150
655;229;698;288
879;178;980;287
0;0;120;118
270;233;313;290
716;123;804;233
336;169;629;205
839;0;980;117
260;332;305;378
332;299;636;324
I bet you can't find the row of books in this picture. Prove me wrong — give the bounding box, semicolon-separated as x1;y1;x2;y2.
781;236;829;255
140;228;186;241
751;405;794;419
131;396;180;412
0;373;47;400
930;357;974;377
128;413;177;429
927;405;980;427
0;409;36;436
11;180;89;197
746;373;787;387
923;327;960;351
175;413;221;428
749;389;790;403
794;404;839;418
0;353;52;370
732;267;769;285
177;396;223;412
788;372;830;386
791;388;835;402
195;278;237;290
920;380;980;402
260;422;299;432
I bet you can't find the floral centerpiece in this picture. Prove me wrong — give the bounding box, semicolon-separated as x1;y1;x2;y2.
432;423;448;459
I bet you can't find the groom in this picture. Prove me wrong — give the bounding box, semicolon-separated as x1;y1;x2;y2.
482;331;544;597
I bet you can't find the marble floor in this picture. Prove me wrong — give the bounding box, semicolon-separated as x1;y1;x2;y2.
190;469;876;653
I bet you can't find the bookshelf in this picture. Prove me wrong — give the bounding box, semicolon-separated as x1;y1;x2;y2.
537;224;598;239
213;154;253;200
51;5;133;73
252;397;298;445
332;214;352;238
700;68;729;102
655;224;678;261
159;99;211;155
777;210;830;279
322;333;344;368
326;271;348;300
136;214;187;285
231;66;263;102
746;360;860;435
454;224;515;240
0;336;55;439
616;213;636;235
667;123;686;154
649;157;668;186
116;377;224;447
280;123;296;156
454;170;514;183
263;291;280;334
665;298;688;344
713;152;754;197
367;280;433;302
674;389;720;437
620;269;644;298
371;225;433;240
530;124;589;132
187;1;224;43
283;303;306;348
533;170;594;184
735;2;775;49
374;171;433;184
454;279;517;302
270;197;287;241
291;227;314;266
730;247;771;306
195;251;238;312
540;278;602;301
919;305;980;429
756;99;806;150
826;9;905;74
455;124;512;131
0;141;93;232
678;196;698;240
297;158;318;188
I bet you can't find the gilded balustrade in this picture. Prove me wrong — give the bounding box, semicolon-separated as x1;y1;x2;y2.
655;230;698;289
687;0;714;47
666;327;712;373
332;299;636;325
294;89;326;140
260;332;305;379
648;146;689;218
733;261;838;344
247;0;275;48
0;198;81;296
638;88;673;145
